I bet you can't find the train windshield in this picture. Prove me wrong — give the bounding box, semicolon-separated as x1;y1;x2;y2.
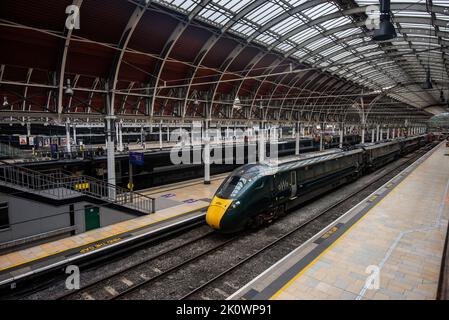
216;166;262;199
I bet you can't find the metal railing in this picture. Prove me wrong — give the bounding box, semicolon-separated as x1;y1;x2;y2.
0;143;31;159
0;161;156;214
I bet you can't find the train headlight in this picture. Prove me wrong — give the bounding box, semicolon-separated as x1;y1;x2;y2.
231;201;241;209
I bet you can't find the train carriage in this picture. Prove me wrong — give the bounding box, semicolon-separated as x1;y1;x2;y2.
361;140;401;170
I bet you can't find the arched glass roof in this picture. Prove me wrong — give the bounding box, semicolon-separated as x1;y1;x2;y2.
156;0;449;110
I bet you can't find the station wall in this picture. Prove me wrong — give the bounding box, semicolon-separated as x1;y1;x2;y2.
0;192;136;251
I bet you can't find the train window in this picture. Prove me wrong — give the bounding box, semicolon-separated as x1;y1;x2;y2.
0;202;9;230
254;179;265;190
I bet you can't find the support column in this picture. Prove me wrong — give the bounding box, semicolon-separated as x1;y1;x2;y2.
376;124;380;142
372;128;375;143
65;121;71;153
140;125;145;149
392;127;395;139
105;116;116;200
295;122;300;155
259;123;265;163
204;136;210;185
320;123;324;151
361;124;365;144
167;125;170;141
380;127;383;141
73;123;77;147
386;127;390;140
159;123;163;149
118;122;123;152
339;124;344;149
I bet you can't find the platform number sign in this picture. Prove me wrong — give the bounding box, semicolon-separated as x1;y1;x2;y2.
65;265;80;290
65;5;80;30
365;265;380;290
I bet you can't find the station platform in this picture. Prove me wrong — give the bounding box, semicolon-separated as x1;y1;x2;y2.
230;142;449;300
0;175;225;287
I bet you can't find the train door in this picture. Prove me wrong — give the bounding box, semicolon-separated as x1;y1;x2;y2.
290;171;297;199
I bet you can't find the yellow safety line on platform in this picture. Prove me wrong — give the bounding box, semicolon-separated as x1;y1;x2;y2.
268;149;428;300
0;205;208;273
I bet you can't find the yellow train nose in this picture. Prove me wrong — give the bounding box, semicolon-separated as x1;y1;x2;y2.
205;196;233;229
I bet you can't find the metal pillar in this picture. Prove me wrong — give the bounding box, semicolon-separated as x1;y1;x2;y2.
361;125;365;144
386;127;390;140
159;123;163;149
118;122;123;152
295;122;300;155
105;116;116;199
65;121;71;153
259;124;265;163
339;124;344;149
320;123;324;151
204;136;210;184
371;128;375;142
73;123;77;146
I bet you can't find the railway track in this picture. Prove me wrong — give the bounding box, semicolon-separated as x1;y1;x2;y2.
23;143;436;300
55;229;226;300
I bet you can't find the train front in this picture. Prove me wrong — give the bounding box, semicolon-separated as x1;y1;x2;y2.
206;165;262;233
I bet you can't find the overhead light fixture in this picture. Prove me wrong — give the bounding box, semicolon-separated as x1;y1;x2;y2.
192;90;199;105
233;97;242;110
422;68;433;89
64;78;74;96
372;0;397;41
2;96;8;107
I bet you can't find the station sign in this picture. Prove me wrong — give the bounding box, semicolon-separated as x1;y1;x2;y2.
129;152;145;166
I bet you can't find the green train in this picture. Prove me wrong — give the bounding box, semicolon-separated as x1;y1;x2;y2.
206;135;429;233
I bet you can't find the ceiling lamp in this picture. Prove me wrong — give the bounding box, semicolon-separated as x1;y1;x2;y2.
372;0;397;41
422;68;433;89
64;78;74;96
233;97;242;110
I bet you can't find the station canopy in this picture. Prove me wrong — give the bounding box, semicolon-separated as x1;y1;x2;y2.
1;0;448;126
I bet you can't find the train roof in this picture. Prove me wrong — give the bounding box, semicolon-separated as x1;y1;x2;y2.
359;140;400;150
261;148;363;174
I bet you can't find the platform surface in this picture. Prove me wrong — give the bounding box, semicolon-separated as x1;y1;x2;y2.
230;143;449;300
0;175;225;285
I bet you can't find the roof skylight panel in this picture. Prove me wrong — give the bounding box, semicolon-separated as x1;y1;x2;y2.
303;2;339;20
276;42;295;52
291;49;308;59
165;0;199;12
270;16;304;34
289;27;320;44
245;2;284;25
320;16;352;31
395;10;431;19
321;44;345;56
255;32;278;45
329;51;352;62
346;38;364;46
305;37;333;51
198;5;232;26
355;44;379;52
214;0;252;12
333;28;362;40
